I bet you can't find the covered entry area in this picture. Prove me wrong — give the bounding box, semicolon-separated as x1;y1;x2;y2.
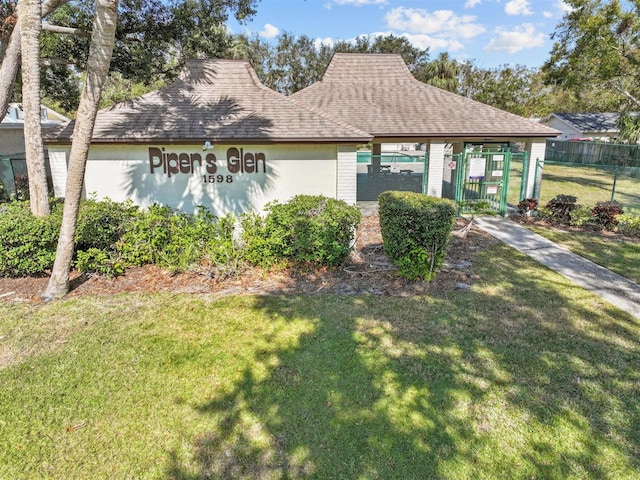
291;53;560;213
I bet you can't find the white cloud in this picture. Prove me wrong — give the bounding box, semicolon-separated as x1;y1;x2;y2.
313;37;335;49
385;7;485;38
484;23;545;53
401;33;464;52
505;0;533;16
465;0;482;8
542;11;553;18
260;23;279;38
383;7;485;54
556;0;573;13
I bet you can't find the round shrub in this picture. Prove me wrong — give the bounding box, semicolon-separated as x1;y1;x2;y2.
543;194;578;224
591;201;624;231
378;191;456;280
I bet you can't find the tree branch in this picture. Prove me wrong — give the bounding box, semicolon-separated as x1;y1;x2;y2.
607;80;640;108
0;0;72;120
39;57;78;66
42;21;90;37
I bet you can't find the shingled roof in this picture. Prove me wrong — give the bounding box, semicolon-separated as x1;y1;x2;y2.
292;53;559;139
46;59;371;144
548;112;622;134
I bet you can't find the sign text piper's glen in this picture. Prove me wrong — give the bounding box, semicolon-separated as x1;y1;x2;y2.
148;147;267;184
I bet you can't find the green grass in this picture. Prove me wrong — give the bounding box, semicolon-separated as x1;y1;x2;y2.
506;161;640;215
1;244;640;479
525;225;640;284
538;163;640;215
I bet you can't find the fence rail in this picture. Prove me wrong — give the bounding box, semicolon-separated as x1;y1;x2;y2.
546;139;640;168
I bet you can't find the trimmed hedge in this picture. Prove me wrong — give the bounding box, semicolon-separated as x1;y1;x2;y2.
0;201;63;276
378;191;456;280
242;195;361;267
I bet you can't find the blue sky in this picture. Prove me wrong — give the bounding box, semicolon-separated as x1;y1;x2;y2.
228;0;572;69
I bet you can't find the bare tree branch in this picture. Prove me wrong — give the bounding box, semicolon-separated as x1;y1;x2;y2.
42;21;90;37
39;57;77;66
607;80;640;108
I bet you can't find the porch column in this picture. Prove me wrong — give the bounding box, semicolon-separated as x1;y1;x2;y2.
524;139;546;199
371;143;382;177
427;140;445;197
337;145;357;205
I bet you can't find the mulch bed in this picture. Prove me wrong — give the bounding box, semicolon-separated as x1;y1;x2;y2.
0;215;501;303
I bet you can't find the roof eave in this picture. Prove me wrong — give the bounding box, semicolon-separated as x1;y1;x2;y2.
44;136;373;145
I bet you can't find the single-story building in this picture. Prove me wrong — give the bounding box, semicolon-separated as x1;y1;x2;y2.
541;112;631;142
1;103;69;195
45;54;559;215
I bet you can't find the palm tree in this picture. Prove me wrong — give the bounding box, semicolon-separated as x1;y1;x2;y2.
44;0;119;298
419;52;460;93
19;0;50;216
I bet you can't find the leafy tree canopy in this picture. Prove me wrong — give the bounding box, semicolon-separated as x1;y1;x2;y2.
543;0;640;112
35;0;258;112
242;32;430;95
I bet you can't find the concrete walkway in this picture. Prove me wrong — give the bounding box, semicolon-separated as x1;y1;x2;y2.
474;216;640;318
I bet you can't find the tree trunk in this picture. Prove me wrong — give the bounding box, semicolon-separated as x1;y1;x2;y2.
0;0;70;122
44;0;118;299
0;21;22;122
19;0;50;216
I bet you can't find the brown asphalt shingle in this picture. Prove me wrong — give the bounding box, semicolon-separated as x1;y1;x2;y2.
292;53;560;139
46;59;372;144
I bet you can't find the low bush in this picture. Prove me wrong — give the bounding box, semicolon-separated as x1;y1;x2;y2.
378;191;456;281
76;197;138;251
242;195;361;267
616;214;640;237
75;248;125;278
117;205;245;276
0;201;63;276
0;175;30;204
542;194;578;224
117;204;204;270
569;205;596;228
199;214;245;279
591;201;624;231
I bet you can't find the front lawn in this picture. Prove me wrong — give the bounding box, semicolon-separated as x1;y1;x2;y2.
526;225;640;284
1;243;639;479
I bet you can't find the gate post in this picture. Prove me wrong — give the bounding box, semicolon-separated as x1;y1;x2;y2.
519;152;529;201
427;141;445;197
524;140;546;198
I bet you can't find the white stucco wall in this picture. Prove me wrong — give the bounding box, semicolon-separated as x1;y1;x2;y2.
48;143;345;215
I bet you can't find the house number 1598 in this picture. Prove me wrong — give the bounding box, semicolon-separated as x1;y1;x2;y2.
203;175;233;183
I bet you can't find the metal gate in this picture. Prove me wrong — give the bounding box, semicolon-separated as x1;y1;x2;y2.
454;149;512;216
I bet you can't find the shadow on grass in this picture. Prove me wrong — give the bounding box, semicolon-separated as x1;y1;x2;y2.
165;245;640;479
